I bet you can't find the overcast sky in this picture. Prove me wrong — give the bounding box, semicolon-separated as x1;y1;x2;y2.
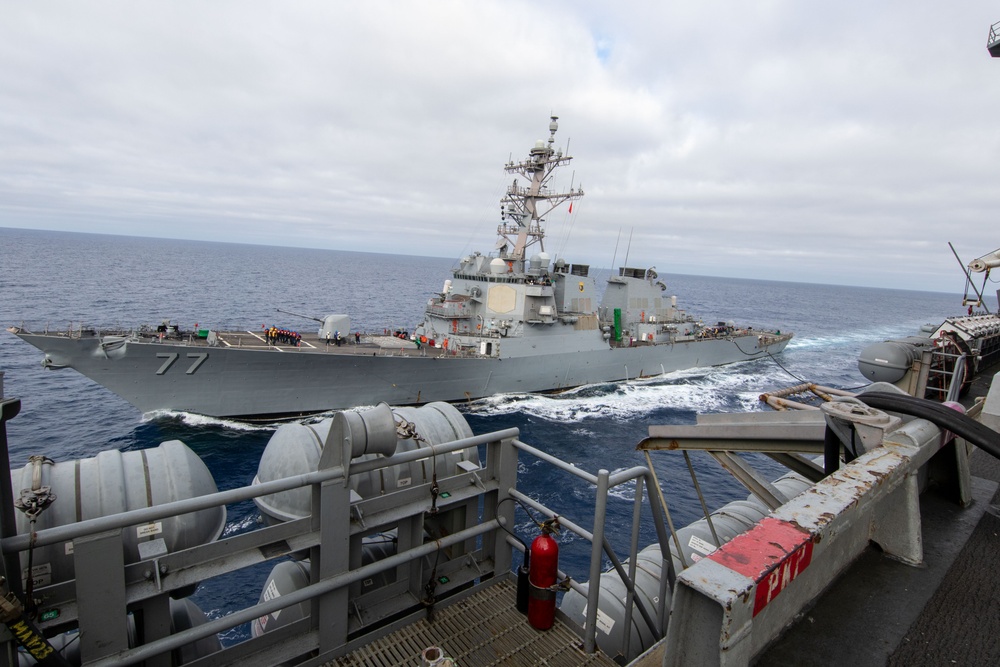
2;1;998;294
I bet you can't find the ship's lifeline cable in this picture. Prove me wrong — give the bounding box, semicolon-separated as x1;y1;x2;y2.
729;337;809;384
763;350;809;384
855;392;1000;461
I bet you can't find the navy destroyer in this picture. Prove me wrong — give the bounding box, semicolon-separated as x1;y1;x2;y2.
8;117;792;420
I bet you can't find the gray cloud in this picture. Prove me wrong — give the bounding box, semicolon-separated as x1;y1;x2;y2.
1;1;997;293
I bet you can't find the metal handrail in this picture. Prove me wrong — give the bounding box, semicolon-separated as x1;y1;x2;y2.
946;354;968;403
91;520;502;667
0;427;517;666
0;428;519;553
511;438;672;654
990;21;1000;47
1;410;671;665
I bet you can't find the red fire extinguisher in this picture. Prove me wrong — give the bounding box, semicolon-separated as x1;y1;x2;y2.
527;517;559;630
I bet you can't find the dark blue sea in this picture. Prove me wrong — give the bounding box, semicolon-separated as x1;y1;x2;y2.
0;226;963;645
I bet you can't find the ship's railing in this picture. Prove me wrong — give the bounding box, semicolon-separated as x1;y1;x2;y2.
639;380;990;665
423;302;475;319
11;321;95;338
0;395;670;666
508;438;673;656
654;403;977;665
640;396;969;665
0;427;513;666
16;322;186;342
990;20;1000;53
448;272;525;285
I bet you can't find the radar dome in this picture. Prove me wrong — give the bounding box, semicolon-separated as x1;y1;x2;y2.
490;258;507;275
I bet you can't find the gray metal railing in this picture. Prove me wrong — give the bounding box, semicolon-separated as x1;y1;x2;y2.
0;401;670;665
0;426;515;666
508;438;672;655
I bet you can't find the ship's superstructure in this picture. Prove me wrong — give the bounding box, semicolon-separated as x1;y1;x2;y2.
413;118;744;359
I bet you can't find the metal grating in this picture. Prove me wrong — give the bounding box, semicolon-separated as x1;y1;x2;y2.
330;580;618;666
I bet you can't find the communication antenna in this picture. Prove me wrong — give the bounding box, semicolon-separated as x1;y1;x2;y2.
622;228;634;270
610;228;622;270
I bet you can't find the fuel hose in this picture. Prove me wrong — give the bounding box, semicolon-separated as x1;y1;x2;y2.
855;392;1000;461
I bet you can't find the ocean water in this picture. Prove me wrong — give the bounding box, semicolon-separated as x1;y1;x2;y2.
0;226;963;644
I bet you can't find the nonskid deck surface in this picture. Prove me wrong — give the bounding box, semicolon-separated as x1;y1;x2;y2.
25;327;455;358
209;331;447;357
329;580;617;667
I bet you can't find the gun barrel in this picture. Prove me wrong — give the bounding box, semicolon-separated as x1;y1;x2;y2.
276;308;323;323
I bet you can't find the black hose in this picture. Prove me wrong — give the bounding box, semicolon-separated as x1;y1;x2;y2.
854;392;1000;461
823;425;840;476
495;497;533;614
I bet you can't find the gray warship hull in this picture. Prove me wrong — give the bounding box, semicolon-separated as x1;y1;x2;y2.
10;328;790;419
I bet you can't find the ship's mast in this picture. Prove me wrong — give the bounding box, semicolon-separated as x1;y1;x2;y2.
498;116;584;262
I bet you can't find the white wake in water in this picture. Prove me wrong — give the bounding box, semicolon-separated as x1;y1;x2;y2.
142;410;277;432
221;513;260;538
464;360;799;423
142;403;389;430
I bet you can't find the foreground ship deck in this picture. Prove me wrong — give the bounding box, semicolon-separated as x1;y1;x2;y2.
757;362;1000;666
331;580;617;667
1;342;999;665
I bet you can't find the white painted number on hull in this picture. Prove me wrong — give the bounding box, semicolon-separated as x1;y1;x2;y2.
156;352;208;375
185;353;208;374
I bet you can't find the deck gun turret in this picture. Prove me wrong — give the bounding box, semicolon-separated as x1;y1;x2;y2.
277;309;350;340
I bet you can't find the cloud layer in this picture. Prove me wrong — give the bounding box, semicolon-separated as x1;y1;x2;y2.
2;1;998;293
